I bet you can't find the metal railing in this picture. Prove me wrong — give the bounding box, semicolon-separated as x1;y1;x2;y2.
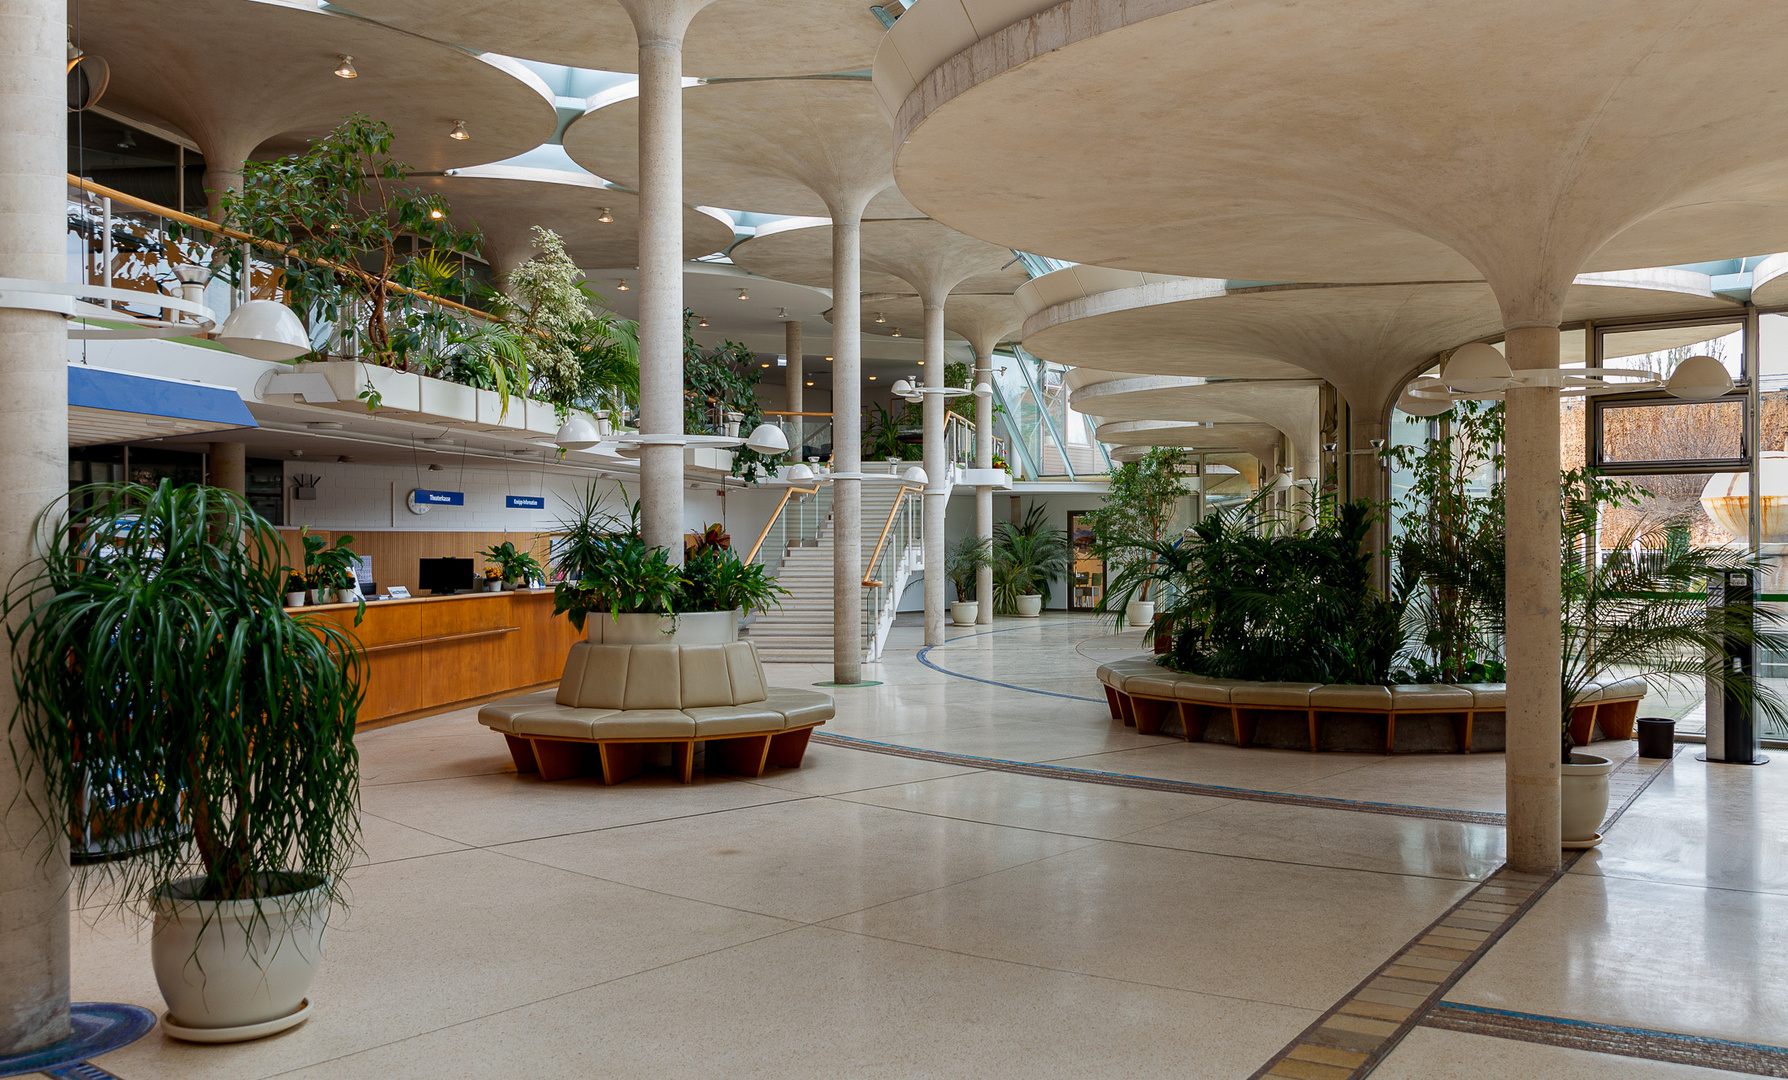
764;411;834;464
67;175;507;363
864;483;924;659
746;484;830;577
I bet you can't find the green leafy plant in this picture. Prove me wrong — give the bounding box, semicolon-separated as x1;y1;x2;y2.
1382;400;1507;683
680;548;788;615
213;114;483;363
552;534;685;632
301;527;362;604
489;227;639;420
683;314;781;482
1106;493;1407;685
946;534;993;603
1084;448;1191;603
482;540;545;585
3;482;364;910
550;480;636;586
993;503;1071;612
862;400;910;461
1559;472;1788;762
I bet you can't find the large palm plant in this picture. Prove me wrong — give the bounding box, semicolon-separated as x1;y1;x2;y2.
1560;483;1788;763
993;504;1070;612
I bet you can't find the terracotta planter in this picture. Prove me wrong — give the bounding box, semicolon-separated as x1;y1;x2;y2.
152;874;329;1041
1560;752;1614;848
587;610;739;644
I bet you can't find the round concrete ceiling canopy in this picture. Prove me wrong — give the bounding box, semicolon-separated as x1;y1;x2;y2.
78;0;556;174
1021;268;1740;416
1749;253;1788;308
1070;374;1324;461
344;0;885;78
413;169;735;276
733;219;1028;297
1098;420;1284;470
565;79;922;220
878;0;1788;292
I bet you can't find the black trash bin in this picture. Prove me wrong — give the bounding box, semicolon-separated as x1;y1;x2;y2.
1636;717;1676;758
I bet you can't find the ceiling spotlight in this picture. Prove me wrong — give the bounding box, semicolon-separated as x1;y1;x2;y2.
449;120;469;141
916;359;925;365
334;55;357;79
698;316;709;327
428;207;444;220
616;278;629;291
117;131;135;150
825;356;833;362
290;449;304;458
777;307;789;319
761;362;770;368
868;375;878;381
428;463;445;472
806;381;815;386
597;207;613;223
891;327;902;337
337;455;355;463
737;288;749;301
875;312;885;323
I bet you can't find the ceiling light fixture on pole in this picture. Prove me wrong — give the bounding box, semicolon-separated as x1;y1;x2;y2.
449;120;469;141
890;378;974;405
1399;341;1713;413
333;55;357;79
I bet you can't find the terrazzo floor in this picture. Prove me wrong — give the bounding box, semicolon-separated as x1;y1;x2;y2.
58;614;1788;1078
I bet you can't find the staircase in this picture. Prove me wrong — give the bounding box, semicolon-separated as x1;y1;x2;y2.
746;482;915;663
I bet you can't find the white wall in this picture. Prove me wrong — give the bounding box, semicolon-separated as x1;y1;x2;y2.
283;459;628;533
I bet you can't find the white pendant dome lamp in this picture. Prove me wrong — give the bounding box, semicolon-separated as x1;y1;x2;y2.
554;415;602;450
217;300;311;361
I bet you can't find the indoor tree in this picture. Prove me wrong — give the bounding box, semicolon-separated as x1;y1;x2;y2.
682;313;775;482
1084;447;1192;605
213;113;483;363
993;503;1071;612
491;226;639;420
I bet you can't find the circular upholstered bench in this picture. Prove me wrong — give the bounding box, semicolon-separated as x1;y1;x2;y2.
1095;661;1645;754
480;640;834;783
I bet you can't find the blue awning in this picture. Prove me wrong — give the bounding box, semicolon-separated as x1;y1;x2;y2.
68;364;257;446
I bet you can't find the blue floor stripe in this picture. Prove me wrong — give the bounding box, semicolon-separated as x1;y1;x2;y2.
914;623;1111;704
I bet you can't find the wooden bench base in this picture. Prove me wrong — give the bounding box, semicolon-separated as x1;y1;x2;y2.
503;725;821;784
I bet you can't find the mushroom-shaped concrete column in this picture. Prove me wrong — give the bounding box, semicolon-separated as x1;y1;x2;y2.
80;0;554;220
567;77;918;683
940;296;1025;623
856;221;1024;646
1;0;68;1053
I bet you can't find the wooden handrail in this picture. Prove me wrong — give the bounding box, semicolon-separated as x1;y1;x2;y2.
68;174;494;320
745;484;822;564
862;484;923;588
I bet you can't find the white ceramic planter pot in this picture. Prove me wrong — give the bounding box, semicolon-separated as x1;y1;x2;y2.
951;601;979;626
285;592;307;608
1015;595;1043;618
152;874;329;1041
1560;752;1614;848
588;609;739;644
1126;600;1156;628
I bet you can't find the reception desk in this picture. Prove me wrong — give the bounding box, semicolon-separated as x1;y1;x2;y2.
298;590;581;731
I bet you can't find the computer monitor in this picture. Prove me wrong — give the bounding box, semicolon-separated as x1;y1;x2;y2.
418;558;474;596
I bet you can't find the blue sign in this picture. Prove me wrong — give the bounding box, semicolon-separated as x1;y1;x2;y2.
505;495;546;509
412;489;464;506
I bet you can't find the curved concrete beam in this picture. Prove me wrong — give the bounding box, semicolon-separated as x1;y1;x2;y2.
1072;375;1323;478
566;79;919;220
348;0;885;78
81;0;556;208
1752;253;1788;309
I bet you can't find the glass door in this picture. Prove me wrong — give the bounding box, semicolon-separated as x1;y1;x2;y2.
1067;510;1103;610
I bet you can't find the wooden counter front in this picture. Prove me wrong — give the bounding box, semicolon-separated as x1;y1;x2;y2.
299;590;581;731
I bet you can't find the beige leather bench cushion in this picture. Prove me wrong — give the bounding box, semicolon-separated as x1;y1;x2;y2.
1459;683;1506;709
1388;684;1474;710
763;688;835;728
586;709;696;739
556;640;773;711
510;706;623;739
1310;684;1393;709
479;689;560;733
1098;659;1162;692
685;704;784;737
1125;673;1182;699
1231;682;1322;707
1175;676;1246;705
1599;676;1648;701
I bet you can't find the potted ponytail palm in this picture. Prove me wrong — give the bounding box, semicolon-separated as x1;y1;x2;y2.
5;482;364;1041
